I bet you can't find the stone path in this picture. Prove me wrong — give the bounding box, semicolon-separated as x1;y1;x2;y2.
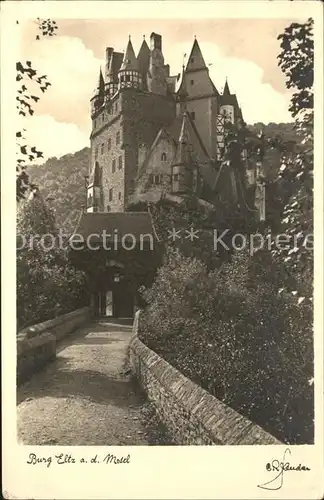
17;320;171;445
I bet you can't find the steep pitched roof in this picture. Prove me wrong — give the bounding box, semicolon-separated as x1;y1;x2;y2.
177;66;188;101
92;68;105;98
173;113;194;165
120;38;139;71
185;38;208;72
173;112;211;166
220;79;239;107
88;161;101;187
137;38;150;76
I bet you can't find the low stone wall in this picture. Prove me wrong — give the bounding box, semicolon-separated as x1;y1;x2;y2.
129;311;281;445
17;307;90;385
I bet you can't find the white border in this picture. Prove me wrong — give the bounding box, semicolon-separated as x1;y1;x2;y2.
1;2;323;499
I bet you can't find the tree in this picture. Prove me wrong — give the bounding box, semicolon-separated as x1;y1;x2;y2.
16;18;58;201
269;18;314;302
17;189;87;329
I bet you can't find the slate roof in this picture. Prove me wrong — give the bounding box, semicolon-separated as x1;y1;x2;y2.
120;39;139;72
70;212;156;245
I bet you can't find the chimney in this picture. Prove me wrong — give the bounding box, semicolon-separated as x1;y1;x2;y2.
150;32;162;51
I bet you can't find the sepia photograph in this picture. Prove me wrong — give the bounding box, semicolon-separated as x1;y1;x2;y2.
1;1;323;499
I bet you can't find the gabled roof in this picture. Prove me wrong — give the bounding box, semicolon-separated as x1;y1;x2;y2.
120;39;139;72
166;113;210;162
185;38;208;72
173;113;194;166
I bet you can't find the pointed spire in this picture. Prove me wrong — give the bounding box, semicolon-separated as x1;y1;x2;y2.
173;113;194;166
137;37;150;75
223;78;230;95
120;38;139;71
92;67;105;99
185;38;208;73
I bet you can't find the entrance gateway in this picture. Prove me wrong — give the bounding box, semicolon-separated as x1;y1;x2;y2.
69;211;160;319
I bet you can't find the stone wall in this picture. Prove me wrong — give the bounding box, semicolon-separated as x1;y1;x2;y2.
129;311;281;445
17;307;90;385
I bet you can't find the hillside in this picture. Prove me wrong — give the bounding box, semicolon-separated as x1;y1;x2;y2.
28;147;91;234
26;123;297;233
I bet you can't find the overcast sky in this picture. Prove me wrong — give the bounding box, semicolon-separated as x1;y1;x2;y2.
19;18;304;161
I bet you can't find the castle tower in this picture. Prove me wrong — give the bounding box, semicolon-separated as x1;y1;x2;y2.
219;78;243;124
177;38;218;159
118;37;142;90
147;32;167;95
172;112;199;194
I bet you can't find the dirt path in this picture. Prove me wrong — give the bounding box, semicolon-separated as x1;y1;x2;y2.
17;320;171;445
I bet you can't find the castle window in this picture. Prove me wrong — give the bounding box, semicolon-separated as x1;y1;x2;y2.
126;75;131;82
190;80;194;85
116;131;120;145
120;75;124;83
118;155;123;170
190;111;195;120
108;138;111;151
118;191;122;200
101;143;104;155
153;174;162;185
102;113;104;122
161;152;167;161
190;57;194;63
107;205;111;212
173;174;180;182
115;102;118;113
112;159;116;173
109;188;113;201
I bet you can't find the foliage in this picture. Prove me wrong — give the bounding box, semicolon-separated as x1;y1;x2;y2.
139;247;313;444
16;19;57;201
266;18;314;301
17;190;88;329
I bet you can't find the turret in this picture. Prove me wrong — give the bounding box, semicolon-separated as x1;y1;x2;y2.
87;161;101;212
220;79;237;124
176;65;188;116
171;112;199;194
147;32;167;95
118;37;142;91
137;37;150;91
90;69;105;117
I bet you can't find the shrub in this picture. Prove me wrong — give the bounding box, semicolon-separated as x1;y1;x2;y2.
139;247;313;444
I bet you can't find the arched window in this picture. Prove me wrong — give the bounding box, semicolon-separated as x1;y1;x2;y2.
161;152;167;161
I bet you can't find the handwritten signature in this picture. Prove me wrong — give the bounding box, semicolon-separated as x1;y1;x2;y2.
258;448;311;490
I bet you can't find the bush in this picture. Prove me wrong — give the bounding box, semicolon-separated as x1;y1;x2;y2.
139;247;313;444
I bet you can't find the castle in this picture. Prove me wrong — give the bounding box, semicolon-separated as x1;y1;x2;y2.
86;33;264;219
